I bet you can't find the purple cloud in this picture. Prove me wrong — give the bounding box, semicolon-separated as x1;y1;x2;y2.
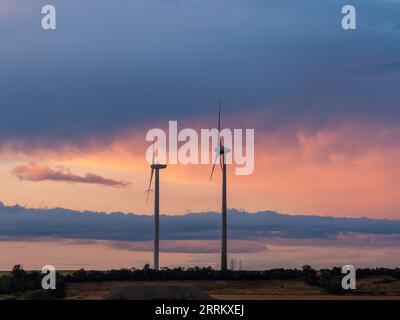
11;162;130;188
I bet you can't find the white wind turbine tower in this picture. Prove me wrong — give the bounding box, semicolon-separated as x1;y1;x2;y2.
146;142;167;271
209;100;230;271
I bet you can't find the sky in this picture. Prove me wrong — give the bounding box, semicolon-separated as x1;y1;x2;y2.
0;0;400;218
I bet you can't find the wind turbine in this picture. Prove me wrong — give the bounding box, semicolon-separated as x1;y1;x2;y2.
146;141;167;271
210;100;230;271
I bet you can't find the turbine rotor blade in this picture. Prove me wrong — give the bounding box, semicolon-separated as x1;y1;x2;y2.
218;100;221;132
146;168;155;203
209;99;224;181
209;152;219;181
218;100;224;148
152;137;155;165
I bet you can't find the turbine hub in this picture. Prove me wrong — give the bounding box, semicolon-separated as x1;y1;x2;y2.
215;146;231;154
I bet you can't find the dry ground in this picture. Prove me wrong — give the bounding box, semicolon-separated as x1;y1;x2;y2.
66;276;400;300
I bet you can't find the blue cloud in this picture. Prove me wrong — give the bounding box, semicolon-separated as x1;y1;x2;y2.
1;202;400;241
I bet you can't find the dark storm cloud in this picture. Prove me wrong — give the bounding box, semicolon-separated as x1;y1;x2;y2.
0;0;399;146
11;163;130;188
1;202;400;242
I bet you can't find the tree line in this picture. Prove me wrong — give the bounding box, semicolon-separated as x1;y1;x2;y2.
2;264;400;299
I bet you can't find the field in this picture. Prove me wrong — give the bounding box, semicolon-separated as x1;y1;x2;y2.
65;276;400;300
3;267;400;300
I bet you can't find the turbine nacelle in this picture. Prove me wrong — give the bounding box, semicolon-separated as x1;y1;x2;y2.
151;164;167;170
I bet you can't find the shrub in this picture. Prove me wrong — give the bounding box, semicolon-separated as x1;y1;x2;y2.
23;290;56;300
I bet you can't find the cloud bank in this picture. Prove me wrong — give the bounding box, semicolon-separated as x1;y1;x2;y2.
1;202;400;243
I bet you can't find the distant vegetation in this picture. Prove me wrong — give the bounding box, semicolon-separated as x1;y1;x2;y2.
0;265;66;299
302;265;400;294
2;264;400;299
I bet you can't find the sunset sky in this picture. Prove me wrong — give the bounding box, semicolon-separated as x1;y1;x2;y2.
1;0;400;219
